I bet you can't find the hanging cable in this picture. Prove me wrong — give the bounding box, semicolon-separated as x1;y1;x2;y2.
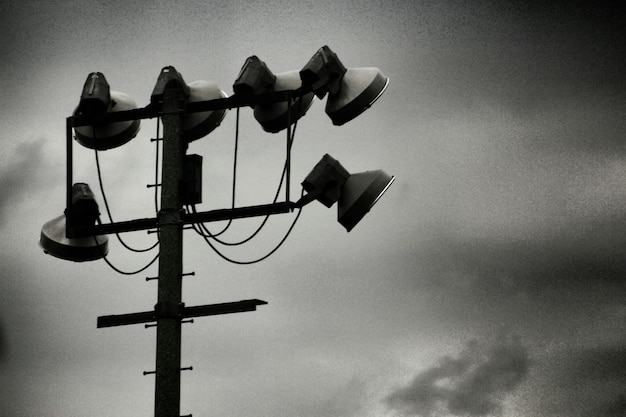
92;125;159;253
191;153;285;246
192;189;304;265
94;235;160;275
194;98;302;246
200;107;241;238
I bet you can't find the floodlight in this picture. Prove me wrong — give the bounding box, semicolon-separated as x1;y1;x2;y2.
300;46;389;126
73;72;141;150
40;183;108;262
296;154;394;231
337;170;395;232
233;56;314;133
233;56;276;96
151;66;190;104
182;80;229;142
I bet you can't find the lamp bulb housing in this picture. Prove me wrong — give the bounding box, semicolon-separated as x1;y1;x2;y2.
73;90;141;150
253;71;315;133
299;45;347;98
325;68;389;126
182;80;228;142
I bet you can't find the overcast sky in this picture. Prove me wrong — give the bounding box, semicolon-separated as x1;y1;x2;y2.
1;1;625;417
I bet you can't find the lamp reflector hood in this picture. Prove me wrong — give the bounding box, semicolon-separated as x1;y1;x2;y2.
338;169;395;232
40;215;109;262
253;71;315;133
74;90;141;150
325;67;389;126
182;80;229;142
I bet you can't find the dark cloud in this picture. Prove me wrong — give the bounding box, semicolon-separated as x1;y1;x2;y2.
385;334;529;417
528;345;626;417
0;320;5;365
419;1;626;154
571;346;626;382
600;396;626;417
416;212;626;298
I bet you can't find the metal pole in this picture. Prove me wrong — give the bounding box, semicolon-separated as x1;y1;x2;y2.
155;83;187;417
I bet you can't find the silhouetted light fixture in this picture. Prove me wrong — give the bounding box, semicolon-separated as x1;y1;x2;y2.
233;56;314;133
40;183;108;262
300;45;389;126
295;154;394;231
182;80;229;142
73;72;141;150
151;66;190;105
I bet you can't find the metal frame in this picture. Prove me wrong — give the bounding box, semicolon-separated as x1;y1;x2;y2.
66;89;305;239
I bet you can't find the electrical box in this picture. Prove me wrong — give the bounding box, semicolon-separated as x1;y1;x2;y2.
182;154;202;205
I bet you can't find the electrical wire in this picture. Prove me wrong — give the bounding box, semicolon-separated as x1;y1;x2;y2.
199;107;240;238
189;98;305;264
193;98;301;246
88;121;163;275
191;189;304;265
93;232;160;275
92;125;160;253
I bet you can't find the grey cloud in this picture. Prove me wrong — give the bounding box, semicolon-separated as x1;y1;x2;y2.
0;320;5;365
385;334;529;417
420;1;626;155
417;213;626;297
528;345;626;417
600;396;626;417
571;346;626;382
0;139;49;224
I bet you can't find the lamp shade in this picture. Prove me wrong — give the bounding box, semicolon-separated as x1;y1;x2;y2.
325;67;389;126
182;80;228;142
40;215;109;262
296;154;395;232
337;169;395;232
74;91;141;150
253;71;315;133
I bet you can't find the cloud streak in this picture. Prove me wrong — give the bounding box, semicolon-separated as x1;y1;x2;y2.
385;334;529;417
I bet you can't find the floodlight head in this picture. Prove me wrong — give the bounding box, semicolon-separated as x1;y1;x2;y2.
233;56;276;97
40;215;109;262
253;71;315;133
296;154;394;231
234;56;315;133
300;46;347;98
337;169;395;232
325;67;389;126
75;72;111;115
300;154;350;207
73;73;141;150
67;183;100;227
151;66;190;104
299;45;389;126
182;80;229;142
39;183;108;262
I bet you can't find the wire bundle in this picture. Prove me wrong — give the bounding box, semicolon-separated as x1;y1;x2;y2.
92;105;304;275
